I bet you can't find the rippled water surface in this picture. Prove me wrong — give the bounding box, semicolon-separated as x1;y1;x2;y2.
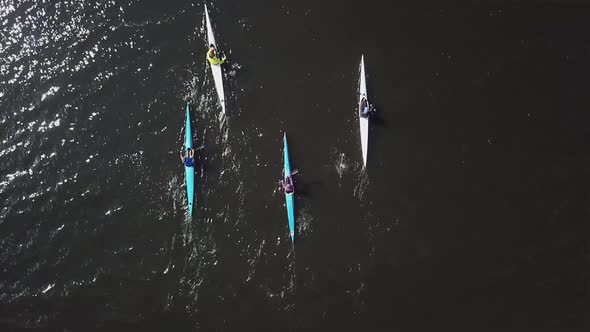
1;0;589;330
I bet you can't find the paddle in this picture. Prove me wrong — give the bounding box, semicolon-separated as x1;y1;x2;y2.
282;168;299;176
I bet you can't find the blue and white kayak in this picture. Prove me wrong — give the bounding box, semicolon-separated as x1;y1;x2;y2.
283;133;295;243
184;103;194;216
204;4;225;114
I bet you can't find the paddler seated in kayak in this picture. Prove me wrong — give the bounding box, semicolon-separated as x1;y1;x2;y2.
283;176;294;194
360;98;370;118
207;44;226;65
360;98;376;118
180;148;195;167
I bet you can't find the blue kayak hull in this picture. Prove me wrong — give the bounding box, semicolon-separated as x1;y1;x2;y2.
285;192;295;241
185;104;194;216
185;167;194;216
283;133;295;243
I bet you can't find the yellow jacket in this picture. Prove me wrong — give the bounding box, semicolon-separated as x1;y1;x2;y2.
207;53;225;65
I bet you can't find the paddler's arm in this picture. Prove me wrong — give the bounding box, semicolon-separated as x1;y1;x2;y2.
207;56;226;65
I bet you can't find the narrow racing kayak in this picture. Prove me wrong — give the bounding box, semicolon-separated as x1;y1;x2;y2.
184;103;194;216
358;55;369;168
204;4;226;114
283;133;295;243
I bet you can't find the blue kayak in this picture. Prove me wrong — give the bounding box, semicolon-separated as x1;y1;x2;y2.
283;133;295;243
184;103;194;216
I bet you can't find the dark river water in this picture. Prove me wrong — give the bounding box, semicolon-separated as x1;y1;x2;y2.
1;0;589;331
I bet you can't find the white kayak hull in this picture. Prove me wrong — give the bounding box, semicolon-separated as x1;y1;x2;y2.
204;4;225;114
358;55;369;167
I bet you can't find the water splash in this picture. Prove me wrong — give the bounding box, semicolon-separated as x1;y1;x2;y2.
335;152;348;179
296;207;313;237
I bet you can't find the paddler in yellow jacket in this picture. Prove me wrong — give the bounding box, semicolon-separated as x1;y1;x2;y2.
207;44;226;65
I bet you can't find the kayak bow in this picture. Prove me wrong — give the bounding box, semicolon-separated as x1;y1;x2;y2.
204;4;226;114
358;55;369;168
283;133;295;243
185;103;195;216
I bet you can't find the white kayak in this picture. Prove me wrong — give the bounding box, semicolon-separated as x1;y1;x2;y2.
204;4;225;114
358;55;369;167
